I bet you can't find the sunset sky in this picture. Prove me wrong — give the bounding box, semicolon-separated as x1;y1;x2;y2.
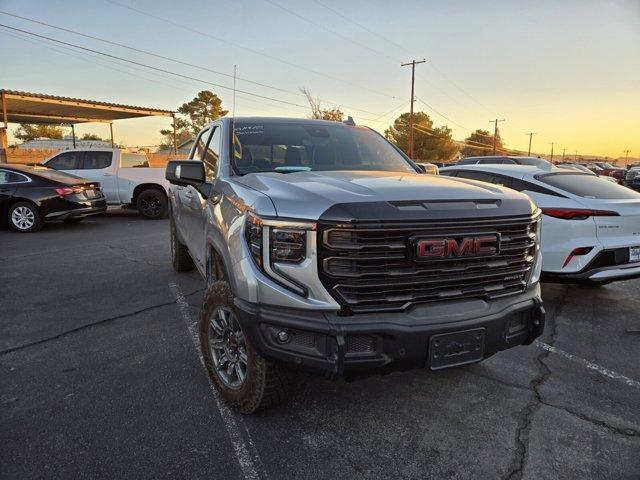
1;0;638;158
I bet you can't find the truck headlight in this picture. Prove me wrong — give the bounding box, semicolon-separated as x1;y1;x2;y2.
244;212;314;295
271;228;306;263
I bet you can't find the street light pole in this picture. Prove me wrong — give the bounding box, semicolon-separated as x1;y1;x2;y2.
549;142;556;162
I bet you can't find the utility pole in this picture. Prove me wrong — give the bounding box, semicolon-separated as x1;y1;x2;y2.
575;150;578;161
562;148;566;161
549;142;556;162
489;119;505;154
401;59;426;159
623;149;631;166
525;132;536;156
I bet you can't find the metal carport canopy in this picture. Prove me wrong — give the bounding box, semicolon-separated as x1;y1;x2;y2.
0;89;174;124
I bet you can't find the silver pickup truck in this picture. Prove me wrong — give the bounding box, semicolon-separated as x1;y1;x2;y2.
166;117;545;414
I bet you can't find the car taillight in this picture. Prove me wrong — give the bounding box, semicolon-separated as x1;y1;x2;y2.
55;186;83;196
542;208;619;220
563;246;594;268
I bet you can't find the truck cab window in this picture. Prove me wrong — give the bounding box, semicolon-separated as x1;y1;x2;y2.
121;154;149;168
48;152;81;170
191;128;210;161
203;127;220;182
83;151;112;169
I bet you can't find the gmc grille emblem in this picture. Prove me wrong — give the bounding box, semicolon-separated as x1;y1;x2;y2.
415;235;500;259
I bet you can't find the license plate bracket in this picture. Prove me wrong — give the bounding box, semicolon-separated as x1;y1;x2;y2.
428;328;485;370
630;246;640;263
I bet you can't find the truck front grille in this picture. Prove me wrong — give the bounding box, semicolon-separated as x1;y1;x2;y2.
318;214;539;313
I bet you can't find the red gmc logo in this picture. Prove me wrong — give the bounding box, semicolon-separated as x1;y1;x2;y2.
416;235;499;259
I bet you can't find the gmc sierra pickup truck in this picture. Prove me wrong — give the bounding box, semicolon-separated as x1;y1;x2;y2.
166;117;545;414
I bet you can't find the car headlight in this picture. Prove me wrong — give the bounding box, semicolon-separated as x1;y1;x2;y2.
528;216;543;285
245;212;314;295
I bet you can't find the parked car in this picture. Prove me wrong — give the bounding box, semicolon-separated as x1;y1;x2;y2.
440;165;640;284
625;167;640;188
0;164;106;232
415;162;439;174
42;148;170;219
556;163;618;182
589;162;626;183
166;117;545;414
456;156;553;169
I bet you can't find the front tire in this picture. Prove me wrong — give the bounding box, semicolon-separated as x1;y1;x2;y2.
136;188;168;219
199;281;292;414
8;202;42;232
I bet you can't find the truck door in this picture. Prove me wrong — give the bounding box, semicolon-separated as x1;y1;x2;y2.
184;125;221;268
80;151;117;203
175;127;210;266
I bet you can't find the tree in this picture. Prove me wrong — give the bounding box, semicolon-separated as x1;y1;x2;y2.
301;88;344;121
460;129;504;157
80;133;105;141
159;90;228;148
384;112;458;162
14;124;63;142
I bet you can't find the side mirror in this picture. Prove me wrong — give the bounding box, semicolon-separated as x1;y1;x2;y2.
416;163;427;173
166;160;212;196
166;160;205;187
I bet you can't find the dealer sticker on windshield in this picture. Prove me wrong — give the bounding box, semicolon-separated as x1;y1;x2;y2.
630;246;640;263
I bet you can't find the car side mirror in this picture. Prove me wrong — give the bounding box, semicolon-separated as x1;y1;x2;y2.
416;163;427;173
166;160;212;196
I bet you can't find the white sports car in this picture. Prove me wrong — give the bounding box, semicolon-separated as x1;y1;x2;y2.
441;164;640;285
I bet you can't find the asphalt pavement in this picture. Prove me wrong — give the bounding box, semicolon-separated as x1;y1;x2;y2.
1;211;639;479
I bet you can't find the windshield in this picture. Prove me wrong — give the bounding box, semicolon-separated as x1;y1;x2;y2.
232;121;416;175
538;173;640;199
599;162;617;169
516;157;552;167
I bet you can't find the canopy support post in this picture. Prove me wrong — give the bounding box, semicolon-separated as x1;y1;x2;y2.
71;124;76;149
0;91;7;164
110;123;114;148
172;113;177;154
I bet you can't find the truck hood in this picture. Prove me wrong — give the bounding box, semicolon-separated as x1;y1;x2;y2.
236;170;536;221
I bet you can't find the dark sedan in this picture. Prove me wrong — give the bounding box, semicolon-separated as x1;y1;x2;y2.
0;164;107;232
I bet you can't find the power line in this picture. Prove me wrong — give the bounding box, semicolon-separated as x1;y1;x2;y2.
0;10;384;117
263;0;396;62
0;23;312;109
103;0;396;99
311;0;412;55
306;0;497;118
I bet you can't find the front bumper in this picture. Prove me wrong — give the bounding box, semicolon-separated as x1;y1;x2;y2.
542;261;640;284
234;285;545;379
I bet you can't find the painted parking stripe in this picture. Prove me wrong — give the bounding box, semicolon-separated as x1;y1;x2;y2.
169;282;264;480
535;341;640;390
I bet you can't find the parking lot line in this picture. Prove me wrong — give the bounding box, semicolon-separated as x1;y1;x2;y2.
168;282;263;480
535;341;640;389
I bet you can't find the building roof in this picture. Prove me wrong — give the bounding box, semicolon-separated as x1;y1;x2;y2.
0;89;174;125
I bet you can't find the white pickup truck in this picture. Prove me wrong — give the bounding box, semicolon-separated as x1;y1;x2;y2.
42;148;170;219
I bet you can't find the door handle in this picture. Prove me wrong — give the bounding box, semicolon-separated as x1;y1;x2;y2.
102;173;111;176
